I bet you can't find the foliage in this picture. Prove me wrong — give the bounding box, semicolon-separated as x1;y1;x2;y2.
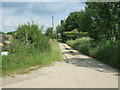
64;29;88;40
59;2;119;69
64;11;90;32
56;20;66;42
0;31;5;34
67;37;92;55
13;22;50;51
2;21;62;76
45;27;53;37
67;38;119;69
56;25;64;39
7;31;16;35
56;11;91;42
85;2;119;41
57;2;119;42
57;27;88;42
63;29;79;41
13;22;40;43
89;40;118;68
45;27;57;39
2;40;62;76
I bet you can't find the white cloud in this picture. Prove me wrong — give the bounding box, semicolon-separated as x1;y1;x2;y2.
2;15;55;32
2;2;86;32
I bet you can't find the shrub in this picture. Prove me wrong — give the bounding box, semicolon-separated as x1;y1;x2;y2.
89;41;118;68
67;37;92;54
32;34;50;51
66;38;118;69
2;40;62;75
12;22;50;52
9;39;25;53
63;29;89;42
78;43;90;55
66;40;75;47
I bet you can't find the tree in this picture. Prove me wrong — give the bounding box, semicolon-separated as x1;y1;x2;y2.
58;2;119;42
78;11;92;33
85;2;119;41
45;27;57;39
64;12;80;32
13;22;50;50
58;11;91;42
13;22;41;44
0;31;5;34
45;27;53;37
45;27;53;38
7;31;16;35
63;11;91;32
59;20;67;42
56;24;64;39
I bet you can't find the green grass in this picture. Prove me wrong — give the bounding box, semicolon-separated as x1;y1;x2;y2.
66;37;91;55
2;39;62;76
66;38;119;69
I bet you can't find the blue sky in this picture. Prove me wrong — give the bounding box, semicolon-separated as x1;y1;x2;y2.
1;2;86;33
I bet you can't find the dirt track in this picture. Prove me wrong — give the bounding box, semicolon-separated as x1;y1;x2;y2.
2;43;118;88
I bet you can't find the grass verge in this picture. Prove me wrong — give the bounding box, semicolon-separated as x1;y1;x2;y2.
2;39;62;76
66;37;119;69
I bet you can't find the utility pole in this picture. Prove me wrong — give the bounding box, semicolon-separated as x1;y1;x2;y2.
52;16;54;34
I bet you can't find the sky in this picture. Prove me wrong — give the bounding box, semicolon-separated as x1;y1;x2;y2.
1;2;86;33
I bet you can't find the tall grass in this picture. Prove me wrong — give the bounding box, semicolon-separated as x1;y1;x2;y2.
67;37;91;55
66;37;119;69
2;39;62;76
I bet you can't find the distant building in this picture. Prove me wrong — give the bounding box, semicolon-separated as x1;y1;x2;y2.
0;34;12;42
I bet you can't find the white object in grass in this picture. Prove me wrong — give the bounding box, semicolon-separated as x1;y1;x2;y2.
1;51;8;55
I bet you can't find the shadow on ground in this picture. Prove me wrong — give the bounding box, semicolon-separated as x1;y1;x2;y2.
63;47;118;75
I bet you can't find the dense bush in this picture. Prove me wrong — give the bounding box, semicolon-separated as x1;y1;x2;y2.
89;41;118;68
45;27;57;39
63;29;89;42
9;39;26;53
67;38;119;69
67;37;92;55
12;22;50;52
78;44;90;55
66;40;75;47
32;34;50;51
